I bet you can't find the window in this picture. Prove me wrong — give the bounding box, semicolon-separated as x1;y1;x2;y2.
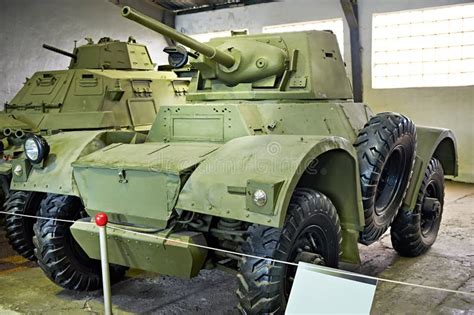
189;30;234;42
262;18;344;57
372;3;474;88
189;30;248;42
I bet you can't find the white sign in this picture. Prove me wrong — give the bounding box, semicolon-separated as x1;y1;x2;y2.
286;262;377;314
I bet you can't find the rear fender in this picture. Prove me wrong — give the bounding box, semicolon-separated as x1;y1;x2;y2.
10;130;141;196
404;126;457;210
176;135;364;264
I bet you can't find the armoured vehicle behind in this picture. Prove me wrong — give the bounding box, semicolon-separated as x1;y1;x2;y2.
8;7;456;314
2;36;189;259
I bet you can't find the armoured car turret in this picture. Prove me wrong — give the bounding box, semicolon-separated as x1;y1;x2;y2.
7;7;457;314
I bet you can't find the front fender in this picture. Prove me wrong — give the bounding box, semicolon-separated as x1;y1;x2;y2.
177;135;363;264
176;135;363;228
11;130;140;196
11;131;107;196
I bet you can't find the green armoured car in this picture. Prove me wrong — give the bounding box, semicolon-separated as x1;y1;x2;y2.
8;7;456;314
2;36;189;259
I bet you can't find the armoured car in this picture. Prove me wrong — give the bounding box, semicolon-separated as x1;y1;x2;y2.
2;36;189;260
7;7;456;314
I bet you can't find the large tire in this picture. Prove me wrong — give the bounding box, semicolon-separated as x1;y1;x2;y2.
391;158;445;257
4;191;44;260
237;188;341;314
355;112;416;244
33;194;127;291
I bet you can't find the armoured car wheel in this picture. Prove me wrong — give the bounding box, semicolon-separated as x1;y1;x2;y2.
33;194;127;291
236;188;341;314
5;191;44;260
355;112;416;244
391;158;444;257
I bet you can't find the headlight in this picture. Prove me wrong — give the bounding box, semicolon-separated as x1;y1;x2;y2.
24;135;49;164
253;189;267;207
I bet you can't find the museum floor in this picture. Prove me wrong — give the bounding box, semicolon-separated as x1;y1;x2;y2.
0;181;472;314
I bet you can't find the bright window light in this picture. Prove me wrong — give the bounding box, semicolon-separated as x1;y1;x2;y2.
372;3;474;88
262;18;344;57
190;30;244;42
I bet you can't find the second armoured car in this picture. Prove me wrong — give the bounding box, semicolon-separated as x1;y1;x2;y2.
2;36;189;260
7;7;457;314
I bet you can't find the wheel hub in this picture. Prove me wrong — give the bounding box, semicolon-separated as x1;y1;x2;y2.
420;194;441;236
375;146;406;215
284;226;327;297
294;251;325;265
422;197;441;219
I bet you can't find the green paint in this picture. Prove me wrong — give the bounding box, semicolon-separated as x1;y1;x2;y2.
11;7;457;277
11;131;141;195
1;36;189;180
71;221;207;278
403;127;457;210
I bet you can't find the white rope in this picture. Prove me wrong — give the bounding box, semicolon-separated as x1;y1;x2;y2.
0;211;77;224
1;210;473;297
109;224;300;267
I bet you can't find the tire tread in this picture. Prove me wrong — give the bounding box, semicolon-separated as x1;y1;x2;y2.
237;189;341;314
33;194;126;291
391;158;445;257
355;112;416;243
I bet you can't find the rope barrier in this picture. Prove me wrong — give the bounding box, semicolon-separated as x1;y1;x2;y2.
1;210;473;298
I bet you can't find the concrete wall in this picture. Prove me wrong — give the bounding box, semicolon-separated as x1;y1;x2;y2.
0;0;169;105
358;0;473;183
176;0;474;182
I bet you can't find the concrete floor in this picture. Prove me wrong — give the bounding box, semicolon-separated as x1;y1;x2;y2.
0;181;472;314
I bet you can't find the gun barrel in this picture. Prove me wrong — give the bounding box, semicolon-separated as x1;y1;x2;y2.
42;44;77;60
121;6;235;68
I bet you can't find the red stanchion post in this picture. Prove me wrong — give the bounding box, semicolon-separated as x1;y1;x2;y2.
95;213;112;315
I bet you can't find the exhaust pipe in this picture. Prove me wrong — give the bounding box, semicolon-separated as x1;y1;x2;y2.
14;129;25;139
3;128;12;137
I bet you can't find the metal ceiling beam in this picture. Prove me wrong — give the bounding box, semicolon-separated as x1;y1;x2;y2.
174;0;275;15
340;0;363;103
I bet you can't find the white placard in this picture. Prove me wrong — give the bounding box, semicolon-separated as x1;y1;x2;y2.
286;262;377;314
